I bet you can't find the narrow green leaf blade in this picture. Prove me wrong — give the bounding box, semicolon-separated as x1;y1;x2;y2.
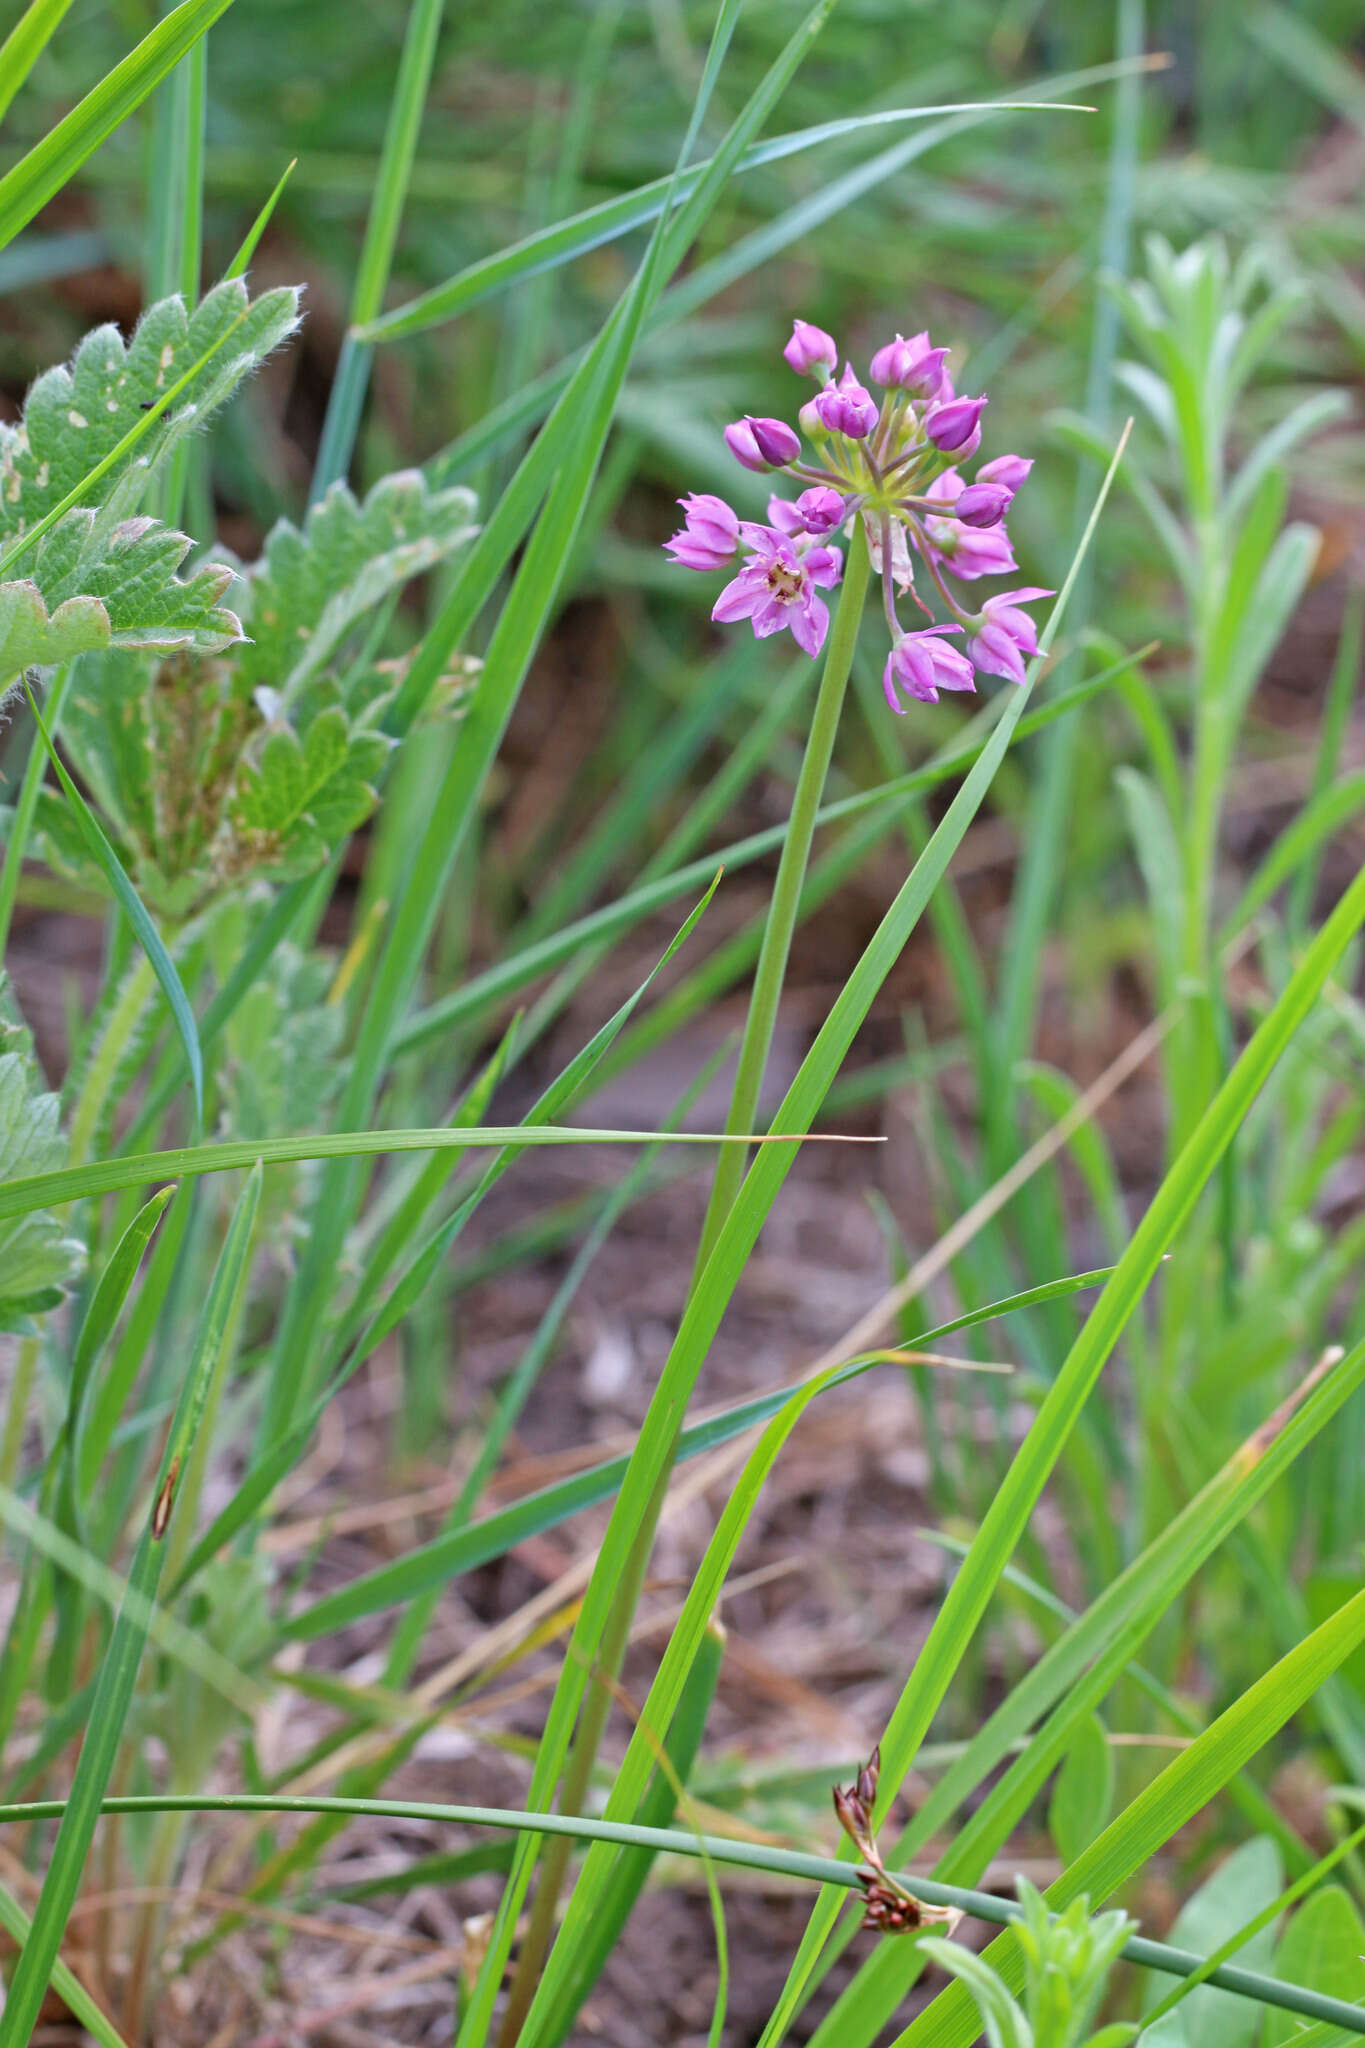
0;0;239;252
25;686;203;1126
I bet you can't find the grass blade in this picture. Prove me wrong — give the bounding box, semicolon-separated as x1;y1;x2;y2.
278;1270;1108;1642
0;1123;877;1226
0;1884;130;2047
892;1589;1365;2047
0;1794;1359;2037
24;685;203;1128
310;0;448;495
222;156;296;279
358;98;1097;344
0;0;77;125
0;0;238;252
0;1164;260;2048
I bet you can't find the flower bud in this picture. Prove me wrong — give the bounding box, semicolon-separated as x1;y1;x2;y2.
663;492;740;569
815;364;879;439
869;331;948;399
725;415;800;472
976;452;1032;494
792;485;846;535
925;394;986;452
798;396;827;439
783;318;838;381
952;481;1011;529
883;626;975;710
833;1786;865;1841
965;586;1052;686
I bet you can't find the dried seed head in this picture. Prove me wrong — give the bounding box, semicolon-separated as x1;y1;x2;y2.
860;1879;921;1933
856;1745;881;1809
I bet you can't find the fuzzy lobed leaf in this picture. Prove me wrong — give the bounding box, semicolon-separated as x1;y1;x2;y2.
0;279;300;546
0;1000;83;1331
233;468;478;706
226;706;391;880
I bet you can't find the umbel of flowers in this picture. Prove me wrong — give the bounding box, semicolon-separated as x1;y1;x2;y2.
664;318;1050;712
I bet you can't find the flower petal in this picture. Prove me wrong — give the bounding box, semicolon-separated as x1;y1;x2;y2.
789;595;829;658
711;572;763;623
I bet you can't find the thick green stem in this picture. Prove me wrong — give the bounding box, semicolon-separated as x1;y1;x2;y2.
691;526;872;1276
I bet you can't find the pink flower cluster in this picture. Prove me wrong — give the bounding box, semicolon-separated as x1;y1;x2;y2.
663;318;1051;712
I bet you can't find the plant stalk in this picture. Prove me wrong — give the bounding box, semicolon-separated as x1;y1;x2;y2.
691;525;872;1278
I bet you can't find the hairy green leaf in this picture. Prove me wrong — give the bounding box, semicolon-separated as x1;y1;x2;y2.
0;1002;83;1331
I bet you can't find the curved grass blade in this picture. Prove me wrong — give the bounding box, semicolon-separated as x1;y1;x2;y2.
278;1267;1111;1641
45;1184;179;1694
358;96;1097;344
180;1267;1109;1613
0;1122;877;1227
64;1186;178;1463
0;1164;260;2048
0;0;238;252
24;685;203;1128
0;1793;1359;2037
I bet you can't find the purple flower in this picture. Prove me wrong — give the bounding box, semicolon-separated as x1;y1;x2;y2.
869;331;948;399
965;586;1053;685
952;482;1012;530
724;415;801;472
712;526;842;658
784;318;838;381
921;470;1017;580
977;453;1032;495
925;393;986;453
664;493;740;570
815;364;879;439
882;628;976;711
767;485;846;537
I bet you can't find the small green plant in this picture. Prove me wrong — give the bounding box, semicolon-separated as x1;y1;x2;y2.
919;1879;1138;2048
